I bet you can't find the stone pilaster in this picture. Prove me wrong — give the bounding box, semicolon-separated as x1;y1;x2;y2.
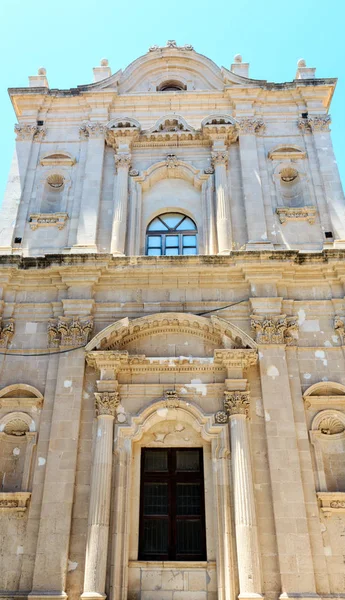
0;125;41;252
111;152;131;255
81;391;120;600
30;348;86;599
237;118;271;249
211;150;232;254
75;123;106;252
298;115;345;242
217;391;263;600
252;310;318;597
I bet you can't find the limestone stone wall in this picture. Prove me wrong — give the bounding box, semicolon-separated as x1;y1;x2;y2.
1;42;345;600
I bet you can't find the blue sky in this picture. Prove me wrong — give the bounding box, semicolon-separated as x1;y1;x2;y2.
0;0;344;204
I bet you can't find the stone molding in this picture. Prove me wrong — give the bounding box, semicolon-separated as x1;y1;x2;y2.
0;492;31;513
29;212;69;230
297;115;331;134
237;118;266;135
215;390;250;423
202;116;238;143
86;349;258;375
48;316;93;348
303;381;345;410
0;383;43;410
276;206;317;225
334;315;345;344
317;492;345;517
79;122;106;139
94;391;120;417
250;314;298;345
14;124;46;141
0;319;14;348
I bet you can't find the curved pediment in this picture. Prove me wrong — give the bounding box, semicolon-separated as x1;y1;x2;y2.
86;313;257;354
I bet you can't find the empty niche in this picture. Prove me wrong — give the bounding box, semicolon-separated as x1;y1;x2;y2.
40;173;65;213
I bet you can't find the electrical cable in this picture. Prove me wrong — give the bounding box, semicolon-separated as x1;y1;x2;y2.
0;299;249;357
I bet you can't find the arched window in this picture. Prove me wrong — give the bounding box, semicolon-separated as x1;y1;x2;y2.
157;80;186;92
146;213;197;256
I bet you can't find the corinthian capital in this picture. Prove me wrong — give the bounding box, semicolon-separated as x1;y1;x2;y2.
215;390;250;423
48;316;93;348
15;124;43;141
298;115;331;134
0;319;15;348
237;118;265;135
211;150;228;167
94;391;120;416
114;152;131;169
308;115;331;133
334;315;345;344
79;122;106;139
250;314;298;345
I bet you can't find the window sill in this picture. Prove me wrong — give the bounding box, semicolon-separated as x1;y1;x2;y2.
29;213;68;230
317;491;345;517
0;492;31;513
129;560;216;569
276;206;317;224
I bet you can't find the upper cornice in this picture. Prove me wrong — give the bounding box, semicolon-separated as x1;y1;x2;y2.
8;43;337;117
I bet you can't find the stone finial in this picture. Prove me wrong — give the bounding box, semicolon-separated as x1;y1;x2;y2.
0;319;14;348
29;67;49;88
231;54;249;78
250;314;298;345
295;58;316;80
93;58;112;82
94;391;120;416
215;390;250;423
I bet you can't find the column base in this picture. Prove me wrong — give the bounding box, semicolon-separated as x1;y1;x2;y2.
29;593;68;600
238;594;264;600
80;594;106;600
246;241;274;251
71;245;98;254
279;595;320;600
112;251;125;257
0;246;14;254
333;239;345;248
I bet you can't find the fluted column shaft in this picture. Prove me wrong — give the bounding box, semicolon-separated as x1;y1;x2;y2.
212;151;232;253
82;392;119;600
111;153;131;255
227;392;262;600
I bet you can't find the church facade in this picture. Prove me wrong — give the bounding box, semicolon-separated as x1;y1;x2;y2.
1;41;345;600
